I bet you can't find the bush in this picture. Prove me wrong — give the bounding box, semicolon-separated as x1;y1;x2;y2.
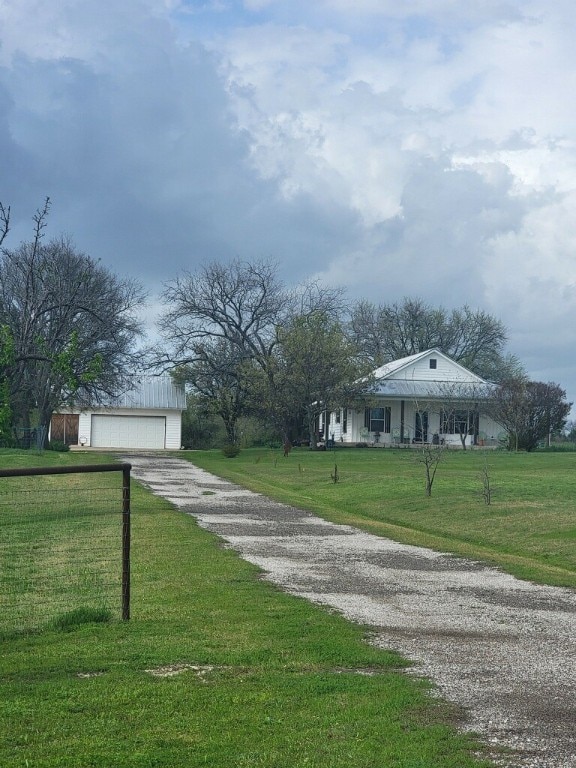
355;442;369;448
222;443;241;458
47;440;70;452
181;401;226;449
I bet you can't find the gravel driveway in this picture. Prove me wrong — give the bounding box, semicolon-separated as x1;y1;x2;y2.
123;454;576;768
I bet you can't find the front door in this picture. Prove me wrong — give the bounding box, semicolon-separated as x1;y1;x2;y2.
415;411;428;443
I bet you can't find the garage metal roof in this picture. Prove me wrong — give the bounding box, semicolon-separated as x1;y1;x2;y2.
104;375;186;410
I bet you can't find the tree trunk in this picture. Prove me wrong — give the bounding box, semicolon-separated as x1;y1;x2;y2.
306;409;317;450
223;417;238;445
39;405;53;449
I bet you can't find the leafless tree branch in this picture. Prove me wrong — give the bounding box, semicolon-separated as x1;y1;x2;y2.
0;202;10;247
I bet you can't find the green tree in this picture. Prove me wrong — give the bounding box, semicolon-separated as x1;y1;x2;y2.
0;200;145;442
490;378;571;451
261;311;374;449
180;392;227;449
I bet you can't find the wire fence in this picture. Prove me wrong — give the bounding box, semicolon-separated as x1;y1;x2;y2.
0;426;47;450
0;464;130;635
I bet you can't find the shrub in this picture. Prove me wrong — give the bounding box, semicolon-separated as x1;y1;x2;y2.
47;440;70;452
222;443;241;458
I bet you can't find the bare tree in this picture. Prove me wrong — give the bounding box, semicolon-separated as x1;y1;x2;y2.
157;259;346;444
158;259;289;367
479;456;493;505
158;260;343;366
171;340;252;445
434;381;494;450
0;325;14;442
349;297;522;381
417;444;444;497
0;201;10;247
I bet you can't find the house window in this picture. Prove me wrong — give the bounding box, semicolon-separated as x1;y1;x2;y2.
429;358;437;369
441;409;472;435
343;408;348;434
364;407;391;434
335;410;341;424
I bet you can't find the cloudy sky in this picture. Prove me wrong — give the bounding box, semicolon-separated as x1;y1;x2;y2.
1;0;576;406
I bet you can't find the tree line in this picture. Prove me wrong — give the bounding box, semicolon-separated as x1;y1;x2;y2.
0;200;571;450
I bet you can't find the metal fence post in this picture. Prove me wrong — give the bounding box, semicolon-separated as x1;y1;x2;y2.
122;463;131;621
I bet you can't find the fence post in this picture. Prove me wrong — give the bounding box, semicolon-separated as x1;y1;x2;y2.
122;463;131;621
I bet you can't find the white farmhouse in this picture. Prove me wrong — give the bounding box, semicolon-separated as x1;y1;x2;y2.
323;349;502;448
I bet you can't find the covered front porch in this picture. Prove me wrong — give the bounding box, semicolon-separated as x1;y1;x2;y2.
323;400;502;448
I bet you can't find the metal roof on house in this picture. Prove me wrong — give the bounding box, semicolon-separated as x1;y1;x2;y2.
373;379;496;400
103;375;186;410
372;350;433;379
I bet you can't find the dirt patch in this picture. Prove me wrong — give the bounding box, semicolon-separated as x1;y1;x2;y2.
144;664;215;679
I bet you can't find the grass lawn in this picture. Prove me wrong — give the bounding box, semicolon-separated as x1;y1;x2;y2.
0;451;129;632
0;448;494;768
183;446;576;589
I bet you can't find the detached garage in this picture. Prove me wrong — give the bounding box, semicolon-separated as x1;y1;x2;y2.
51;376;186;450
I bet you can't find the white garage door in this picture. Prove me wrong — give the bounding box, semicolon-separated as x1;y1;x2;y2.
91;415;166;449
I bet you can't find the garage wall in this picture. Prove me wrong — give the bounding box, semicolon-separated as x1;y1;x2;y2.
164;411;182;449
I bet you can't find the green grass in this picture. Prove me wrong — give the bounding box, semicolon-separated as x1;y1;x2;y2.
0;450;129;632
183;446;576;588
0;450;494;768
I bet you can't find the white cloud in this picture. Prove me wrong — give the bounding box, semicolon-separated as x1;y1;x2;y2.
1;0;576;403
0;1;172;66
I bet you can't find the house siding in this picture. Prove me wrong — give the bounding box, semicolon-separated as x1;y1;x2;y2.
78;411;91;443
409;358;462;381
385;353;483;385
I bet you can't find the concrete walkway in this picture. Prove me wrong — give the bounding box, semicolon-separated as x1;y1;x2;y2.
123;453;576;768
